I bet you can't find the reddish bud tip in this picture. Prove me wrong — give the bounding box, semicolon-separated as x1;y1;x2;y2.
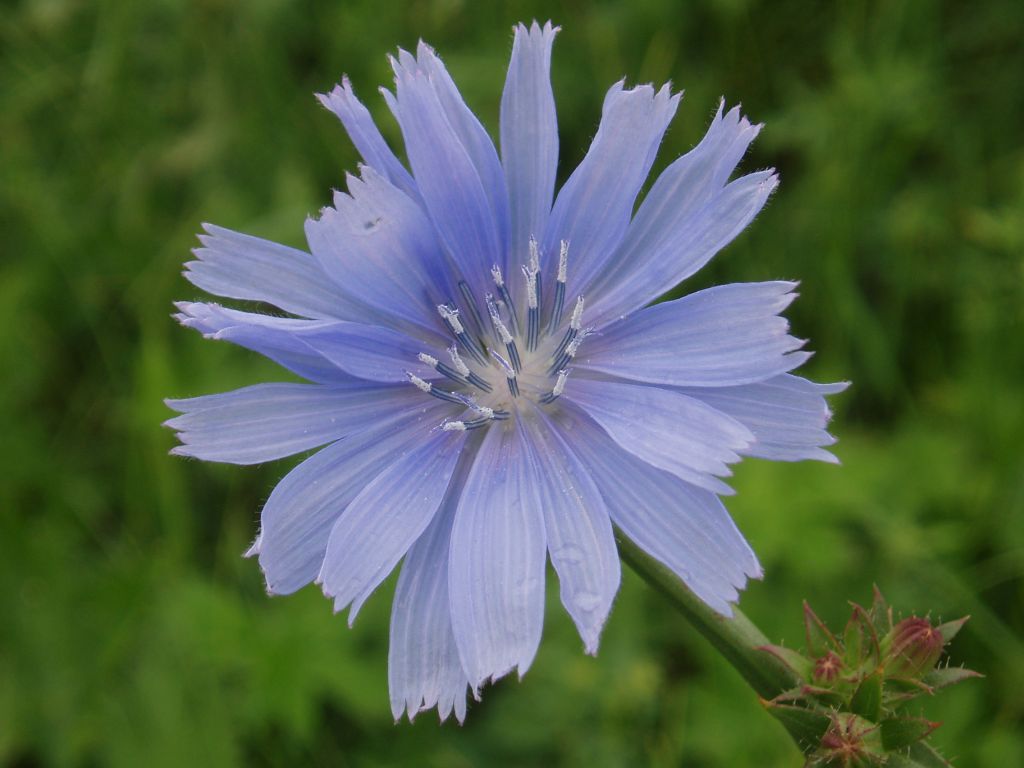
817;713;885;767
813;650;845;684
886;617;945;678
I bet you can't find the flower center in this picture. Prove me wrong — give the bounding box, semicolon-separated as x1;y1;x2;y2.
406;239;590;430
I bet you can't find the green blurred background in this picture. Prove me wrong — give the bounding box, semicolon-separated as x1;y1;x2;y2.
2;0;1022;765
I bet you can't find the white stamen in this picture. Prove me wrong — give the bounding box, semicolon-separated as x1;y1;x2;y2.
552;369;570;397
570;296;585;330
557;240;569;283
418;352;438;368
437;304;464;334
566;329;593;358
492;264;520;337
449;390;476;407
472;405;495;419
442;420;467;432
407;373;432;393
522;264;538;309
487;296;514;344
447;345;470;376
490;349;516;378
528;237;541;273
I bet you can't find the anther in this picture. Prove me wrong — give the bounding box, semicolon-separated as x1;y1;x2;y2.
485;295;513;345
438;304;486;365
523;261;540;353
437;304;463;334
448;345;493;393
553;296;585;359
477;405;509;423
491;349;520;398
463;404;506;427
548;240;569;334
565;333;587;357
421;350;479;390
486;294;522;373
471;399;510;421
549;328;592;375
553;368;570;397
406;371;474;405
472;405;495;420
570;295;585;330
442;410;493;430
446;345;470;376
528;237;543;312
407;371;432;393
540;369;571;404
491;264;520;337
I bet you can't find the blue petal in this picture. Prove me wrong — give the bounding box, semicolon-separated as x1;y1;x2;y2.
316;77;420;201
185;224;351;319
579;282;810;387
501;22;559;267
414;42;510;270
164;382;414;464
522;408;620;654
679;374;848;463
589;167;778;327
565;378;753;494
389;483;471;723
176;302;442;384
296;320;445;383
305;166;457;340
561;406;761;616
256;400;449;594
174;302;345;383
390;48;505;297
318;428;467;624
449;424;547;689
542;82;679;298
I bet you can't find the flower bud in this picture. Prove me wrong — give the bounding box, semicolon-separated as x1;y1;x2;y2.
813;650;845;684
886;617;944;678
815;713;885;767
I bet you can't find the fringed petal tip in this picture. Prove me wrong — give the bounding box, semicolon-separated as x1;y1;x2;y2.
512;20;561;39
243;533;262;559
314;76;353;110
161;398;184;420
701;572;758;619
464;662;530;696
815;448;842;465
821;380;853;396
171;301;211;331
602;79;682;112
391;693;470;726
711;97;765;138
581;632;603;657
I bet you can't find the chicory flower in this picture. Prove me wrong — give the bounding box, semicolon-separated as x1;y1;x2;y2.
167;21;844;722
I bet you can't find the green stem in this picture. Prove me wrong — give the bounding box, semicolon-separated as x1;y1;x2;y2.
616;532;805;739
